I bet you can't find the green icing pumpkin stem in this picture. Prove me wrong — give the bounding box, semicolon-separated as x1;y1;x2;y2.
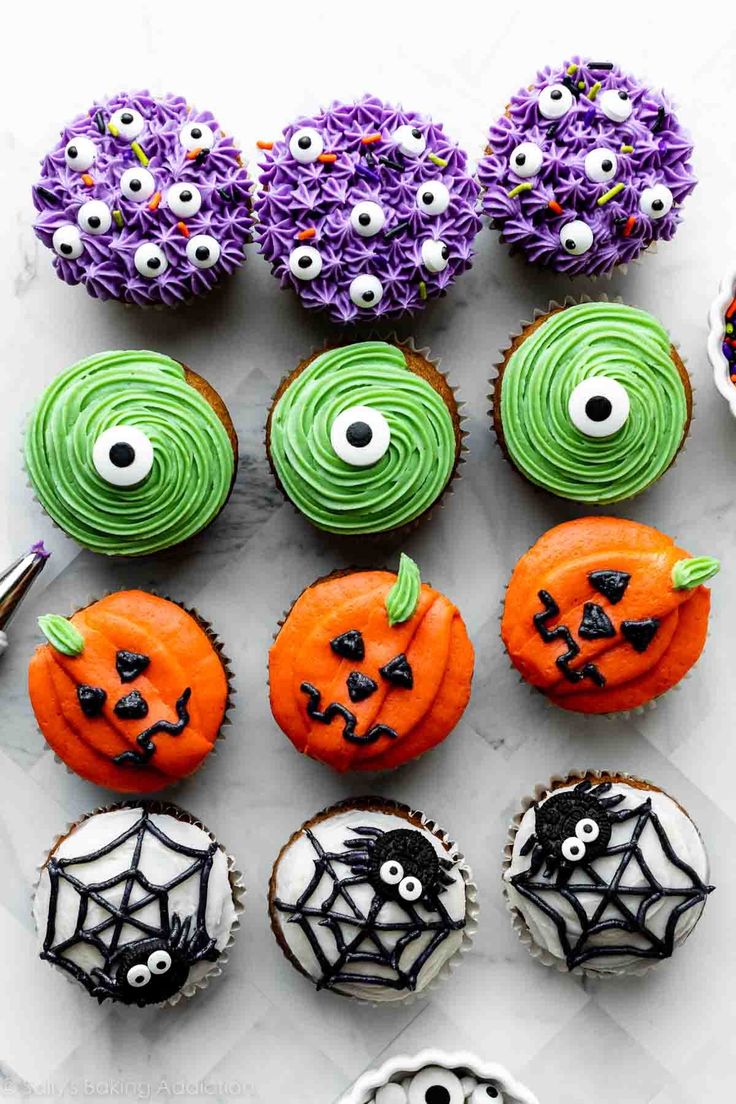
385;554;421;626
672;557;720;590
38;614;85;656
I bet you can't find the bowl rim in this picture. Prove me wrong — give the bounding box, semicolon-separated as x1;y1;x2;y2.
707;266;736;415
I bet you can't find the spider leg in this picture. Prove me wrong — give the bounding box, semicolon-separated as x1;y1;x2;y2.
528;844;546;877
543;856;559;879
589;782;612;796
89;968;119;1003
599;794;626;809
555;861;574;887
520;832;538;857
574;780;593;793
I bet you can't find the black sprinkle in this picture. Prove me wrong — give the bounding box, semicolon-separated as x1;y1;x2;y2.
194;149;210;166
384;219;411;240
378;155;405;172
562;76;582;98
36;185;60;207
587;61;614;71
546;123;560;139
651;106;666;134
94;110;106;135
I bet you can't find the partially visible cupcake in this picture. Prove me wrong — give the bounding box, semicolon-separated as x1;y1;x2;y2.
501;517;719;714
342;1050;539;1104
503;772;713;976
268;797;476;1002
25;350;237;556
256;94;481;322
266;340;462;535
29;591;231;793
269;554;474;771
33;802;243;1005
33;91;252;306
478;58;696;276
492;300;692;504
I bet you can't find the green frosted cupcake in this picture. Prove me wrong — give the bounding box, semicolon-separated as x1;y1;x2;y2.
492;300;692;504
25;350;238;556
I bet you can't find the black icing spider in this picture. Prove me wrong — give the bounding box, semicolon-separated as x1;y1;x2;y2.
343;826;456;907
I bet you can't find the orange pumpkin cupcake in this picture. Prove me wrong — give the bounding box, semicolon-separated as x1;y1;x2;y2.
269;554;474;771
28;591;231;792
501;517;719;714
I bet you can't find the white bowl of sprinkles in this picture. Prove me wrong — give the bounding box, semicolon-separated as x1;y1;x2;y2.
707;266;736;416
339;1049;539;1104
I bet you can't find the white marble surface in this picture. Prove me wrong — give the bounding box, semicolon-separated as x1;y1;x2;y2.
1;3;735;1101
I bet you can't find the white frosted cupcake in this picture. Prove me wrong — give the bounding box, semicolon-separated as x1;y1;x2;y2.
341;1049;539;1104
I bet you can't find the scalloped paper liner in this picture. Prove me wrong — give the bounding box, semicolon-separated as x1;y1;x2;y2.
500;769;709;978
267;796;478;1007
32;799;245;1007
340;1048;539;1104
707;266;736;416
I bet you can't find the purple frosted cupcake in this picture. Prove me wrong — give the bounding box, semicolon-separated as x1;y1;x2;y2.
477;59;696;277
33;91;252;306
255;95;481;323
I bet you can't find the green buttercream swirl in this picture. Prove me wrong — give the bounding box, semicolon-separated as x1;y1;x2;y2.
672;556;720;590
385;553;421;626
25;350;234;556
269;342;456;534
38;614;84;656
500;302;688;504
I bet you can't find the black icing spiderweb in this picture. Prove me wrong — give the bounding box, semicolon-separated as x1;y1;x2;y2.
510;798;713;970
274;827;465;992
41;806;218;998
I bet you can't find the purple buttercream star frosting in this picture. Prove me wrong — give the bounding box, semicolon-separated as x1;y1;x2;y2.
477;58;696;277
255;94;481;323
33;91;252;306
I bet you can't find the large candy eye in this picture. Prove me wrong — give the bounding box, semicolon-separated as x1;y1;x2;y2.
166;182;202;218
64;136;96;171
147;949;172;975
421;239;449;273
380;860;404;886
561;836;586;862
416;181;450;215
538;83;574;119
509;141;543;178
584;147;618;183
186;234;221;269
289;127;324;164
350;201;386;238
330;405;390;466
399;876;423;903
77;200;112;235
559;219;593;256
639;184;674;220
134;242;168;278
126;964;151;988
470;1086;504;1103
575;818;600;843
407;1067;464;1104
568;376;630;438
93;425;154;487
349;274;383;308
288;245;322;281
179;120;215;151
52;225;84;260
393;123;426;156
109;107;145;140
120;167;156;202
599;88;633;122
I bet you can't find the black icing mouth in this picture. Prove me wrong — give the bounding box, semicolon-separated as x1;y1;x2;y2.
300;682;397;745
112;687;191;766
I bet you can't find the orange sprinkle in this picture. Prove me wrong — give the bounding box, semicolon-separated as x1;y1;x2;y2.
257;140;274;150
361;133;382;145
81;174;94;187
731;373;736;383
296;228;316;240
726;297;736;318
185;147;203;160
176;221;190;237
147;192;161;211
548;199;564;215
623;215;636;238
317;152;337;163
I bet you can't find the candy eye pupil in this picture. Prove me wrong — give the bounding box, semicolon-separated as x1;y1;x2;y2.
298;135;311;149
601;159;612;172
191;127;202;139
60;243;73;256
361;290;375;302
121;112;134;125
551;90;562;101
147;256;161;270
358;213;371;226
297;256;311;269
422;191;434;205
412;128;421;138
180;189;193;203
425;1088;451;1104
441;246;449;259
130;178;142;192
68;145;78;159
585;396;613;422
619;91;628;100
565;238;575;250
345;421;372;448
87;215;101;229
515;153;526;166
109;442;135;468
652;199;664;211
195;245;210;261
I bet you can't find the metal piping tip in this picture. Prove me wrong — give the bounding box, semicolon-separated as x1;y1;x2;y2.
0;542;51;632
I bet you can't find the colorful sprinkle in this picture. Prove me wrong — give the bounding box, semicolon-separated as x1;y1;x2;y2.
81;174;94;188
546;123;559;139
428;152;448;168
361;133;382;145
296;228;316;240
577;81;585;90
588;82;602;100
567;63;578;75
622;215;636;237
620;144;634;154
726;298;736;318
418;280;428;300
185;146;203;161
147;192;161;211
107;122;120;138
176;221;190;237
379;155;404;171
131;141;149;167
317;153;337;163
384;219;411;240
36;186;60;207
193;149;209;166
651;106;666;134
548;199;564;215
507;181;533;198
257;140;274;150
112;209;123;228
588;61;614;71
597;182;625;206
94;111;106;135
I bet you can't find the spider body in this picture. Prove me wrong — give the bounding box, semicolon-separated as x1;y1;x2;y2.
343;825;456;908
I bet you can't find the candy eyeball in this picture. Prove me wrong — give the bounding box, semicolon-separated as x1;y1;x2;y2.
538;83;574;119
179;120;215;151
92;425;154;488
470;1085;505;1103
77;199;112;235
350;200;386;238
393;123;426;157
187;234;221;269
134;242;168;278
380;859;404;886
120;166;156;203
288;245;322;281
416;181;451;216
561;835;586;862
599;88;633;122
399;876;423;902
349;273;383;308
559;219;593;256
639;184;674;220
407;1067;464;1104
374;1085;407;1104
568;376;630;438
64;135;96;171
52;224;84;260
330;404;391;467
147;949;172;975
421;239;450;273
509;141;544;179
584;147;618;183
575;817;600;843
166;182;202;218
109;107;145;140
126;964;151;988
289;126;324;164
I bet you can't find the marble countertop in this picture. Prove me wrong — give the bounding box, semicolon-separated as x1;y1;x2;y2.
1;3;734;1101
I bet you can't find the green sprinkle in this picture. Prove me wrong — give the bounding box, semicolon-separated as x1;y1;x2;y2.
597;182;625;206
385;554;422;626
112;209;123;228
131;141;149;167
588;81;602;100
428;153;448;168
620;144;634;154
727;323;734;335
507;181;533;199
38;614;85;657
418;280;428;300
567;63;578;75
672;557;720;591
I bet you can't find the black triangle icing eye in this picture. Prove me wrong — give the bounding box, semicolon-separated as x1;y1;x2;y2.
116;650;150;683
346;671;378;702
114;690;149;720
578;602;616;640
330;630;365;661
588;570;631;604
621;618;660;653
77;685;107;717
379;653;413;689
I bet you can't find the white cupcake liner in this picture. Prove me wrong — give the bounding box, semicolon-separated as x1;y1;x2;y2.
707;266;736;416
341;1048;539;1104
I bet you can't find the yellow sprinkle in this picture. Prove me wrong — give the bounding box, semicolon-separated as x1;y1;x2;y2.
418;280;428;300
112;209;123;228
588;82;602;100
507;181;533;199
131;141;149;167
107;122;119;138
597;182;625;206
577;80;585;90
567;63;578;75
428;152;448;168
728;324;734;335
620;144;634;154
